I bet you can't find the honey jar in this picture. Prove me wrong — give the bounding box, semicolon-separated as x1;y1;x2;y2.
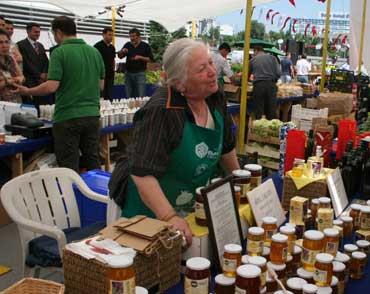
270;234;288;265
344;244;358;256
340;216;353;238
310;199;320;224
234;186;241;207
302;230;324;272
106;256;136;294
135;286;148;294
286;254;294;277
215;274;235;294
286;277;307;294
317;208;333;232
266;276;278;293
232;169;251;204
262;246;270;262
332;219;343;228
334;252;350;282
262;217;278;245
242;255;250;265
323;228;339;256
280;226;296;255
274;291;293;294
330;276;338;294
332;261;345;294
318;197;331;209
195;187;207;227
297;267;314;284
292;245;302;273
235;264;261;294
332;220;343;244
350;204;362;230
302;284;318;294
260;287;267;294
185;257;211;294
313;253;333;287
248;256;267;289
356;239;370;255
223;244;242;277
316;287;332;294
244;164;262;190
360;205;370;231
350;251;366;279
247;227;265;256
267;262;286;284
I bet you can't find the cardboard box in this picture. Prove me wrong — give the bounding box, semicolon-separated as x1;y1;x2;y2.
317;208;333;232
289;196;308;225
224;84;241;103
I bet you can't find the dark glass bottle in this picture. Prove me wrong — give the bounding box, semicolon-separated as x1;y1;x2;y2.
341;154;353;197
305;130;315;161
363;157;370;197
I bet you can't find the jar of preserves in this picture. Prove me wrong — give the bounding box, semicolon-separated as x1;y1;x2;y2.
286;277;307;294
302;284;318;294
316;287;332;294
356;239;370;255
286;254;294;277
334;252;350;282
270;234;288;265
323;228;339;256
235;264;261;294
262;217;278;245
332;219;343;228
195;187;207;227
297;267;314;284
313;253;333;287
232;169;251;204
292;158;305;177
360;205;370;231
274;291;293;294
296;224;306;240
350;251;367;279
350;204;362;230
242;255;250;265
244;164;262;190
344;244;358;256
266;276;277;293
318;197;331;209
267;262;286;284
185;257;211;294
292;245;302;273
262;246;270;262
234;186;241;207
280;226;296;255
106;256;136;294
223;244;242;277
260;287;267;294
311;199;320;223
339;216;353;238
317;208;333;232
302;230;325;272
248;256;267;289
215;274;235;294
135;286;148;294
332;261;345;294
332;220;343;243
330;276;338;294
247;227;265;256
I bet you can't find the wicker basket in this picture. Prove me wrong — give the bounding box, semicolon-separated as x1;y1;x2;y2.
2;278;64;294
282;176;328;211
63;234;182;294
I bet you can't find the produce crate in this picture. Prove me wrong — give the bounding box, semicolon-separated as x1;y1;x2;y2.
291;105;328;132
2;278;64;294
245;145;280;159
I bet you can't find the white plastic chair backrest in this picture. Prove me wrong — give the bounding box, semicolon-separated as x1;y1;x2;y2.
0;168;81;256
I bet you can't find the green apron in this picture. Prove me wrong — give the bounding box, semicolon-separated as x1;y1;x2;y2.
122;109;224;218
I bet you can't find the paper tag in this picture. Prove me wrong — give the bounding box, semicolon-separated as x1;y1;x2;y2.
194;202;206;220
355;217;361;227
235;286;247;294
109;277;135;294
313;269;328;283
247;240;264;254
361;216;370;230
302;248;320;265
223;257;237;273
325;241;338;255
184;277;209;294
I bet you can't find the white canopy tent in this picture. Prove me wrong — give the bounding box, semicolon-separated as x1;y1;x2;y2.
0;0;276;31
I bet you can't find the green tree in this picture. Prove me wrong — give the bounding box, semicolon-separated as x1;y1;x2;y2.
250;20;265;40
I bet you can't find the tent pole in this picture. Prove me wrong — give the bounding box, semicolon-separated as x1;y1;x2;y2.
358;0;368;73
238;0;253;153
112;6;116;46
192;20;196;39
320;0;332;92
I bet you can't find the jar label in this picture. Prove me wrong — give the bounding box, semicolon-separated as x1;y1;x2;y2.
317;213;333;232
235;286;247;294
195;201;206;220
184;277;209;294
337;280;345;294
109;277;135;294
313;269;328;283
354;217;361;227
223;257;237;273
361;217;370;230
250;176;261;189
282;247;288;261
301;248;320;265
247;240;264;254
325;241;338;255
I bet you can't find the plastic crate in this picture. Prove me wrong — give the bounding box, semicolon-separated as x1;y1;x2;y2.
74;169;111;227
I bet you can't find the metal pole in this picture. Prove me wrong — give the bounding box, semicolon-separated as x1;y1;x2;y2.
112;6;116;46
358;0;368;73
192;20;196;39
237;0;253;153
320;0;332;92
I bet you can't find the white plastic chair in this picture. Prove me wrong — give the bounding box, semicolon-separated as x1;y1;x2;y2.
0;167;108;276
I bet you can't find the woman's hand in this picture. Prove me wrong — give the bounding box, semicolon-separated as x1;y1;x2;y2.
168;215;193;246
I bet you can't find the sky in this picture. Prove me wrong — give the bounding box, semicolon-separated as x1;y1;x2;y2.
216;0;350;33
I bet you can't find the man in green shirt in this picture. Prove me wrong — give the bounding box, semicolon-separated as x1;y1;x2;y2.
15;16;105;172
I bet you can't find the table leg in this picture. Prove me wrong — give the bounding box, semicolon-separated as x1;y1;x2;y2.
280;101;293;122
100;134;110;172
11;153;23;178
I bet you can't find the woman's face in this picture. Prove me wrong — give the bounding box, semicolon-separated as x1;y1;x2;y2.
183;47;218;99
0;34;10;56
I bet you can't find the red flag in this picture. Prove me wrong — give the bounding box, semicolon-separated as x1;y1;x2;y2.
281;16;291;30
271;12;280;25
266;9;274;21
342;35;348;45
312;26;317;36
289;0;296;7
318;0;326;2
333;34;342;44
304;23;311;36
292;19;298;33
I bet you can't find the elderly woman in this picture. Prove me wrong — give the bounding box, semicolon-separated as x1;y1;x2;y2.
0;29;23;102
109;38;240;245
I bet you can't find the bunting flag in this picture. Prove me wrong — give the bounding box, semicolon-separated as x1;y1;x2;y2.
312;26;317;36
271;12;280;24
333;34;342;44
342;35;348;45
278;16;284;27
258;8;264;19
266;9;274;21
281;16;291;30
289;0;296;7
321;28;325;34
304;23;311;36
292;19;298;33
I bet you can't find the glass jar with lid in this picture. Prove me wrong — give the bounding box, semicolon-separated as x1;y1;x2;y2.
344;244;358;256
316;286;332;294
244;164;262;190
292;158;305;177
241;255;251;265
262;246;270;262
350;204;362;230
262;217;278;245
235;264;261;294
318;197;331;209
332;261;345;294
195;187;207;227
323;228;339;256
215;274;235;294
274;291;293;294
266;275;278;293
292;245;302;273
356;239;370;255
339;216;353;238
234;186;241;208
286;277;307;294
350;251;367;279
360;205;370;231
185;257;211;294
270;234;288;265
302;230;325;271
223;244;242;277
280;225;296;255
334;252;350;282
313;253;333;287
135;286;148;294
303;284;318;294
310;199;320;224
330;276;338;294
286;254;294;277
106;255;136;294
248;256;267;290
232;169;251;204
267;262;286;284
247;227;265;256
297;267;314;284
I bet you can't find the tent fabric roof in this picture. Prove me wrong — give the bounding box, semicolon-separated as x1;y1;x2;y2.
1;0;277;31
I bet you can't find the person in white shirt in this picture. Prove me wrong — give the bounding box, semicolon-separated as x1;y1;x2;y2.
211;42;234;90
296;54;311;84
